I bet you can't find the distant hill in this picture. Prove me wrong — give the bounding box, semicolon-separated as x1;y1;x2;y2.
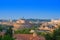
0;20;8;22
0;19;51;22
26;19;51;22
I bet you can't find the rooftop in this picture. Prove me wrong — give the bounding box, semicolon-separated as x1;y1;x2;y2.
13;34;45;40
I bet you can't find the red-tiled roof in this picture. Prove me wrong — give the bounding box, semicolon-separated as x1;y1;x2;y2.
13;34;45;40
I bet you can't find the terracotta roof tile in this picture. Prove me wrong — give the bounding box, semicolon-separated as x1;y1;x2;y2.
13;34;45;40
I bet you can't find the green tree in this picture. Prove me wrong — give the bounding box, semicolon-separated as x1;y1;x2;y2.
0;36;2;40
45;33;53;40
0;25;14;40
2;35;15;40
5;26;13;37
0;25;3;31
52;26;60;40
14;26;38;34
14;28;31;34
45;26;60;40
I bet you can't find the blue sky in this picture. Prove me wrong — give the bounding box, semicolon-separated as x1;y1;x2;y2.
0;0;60;19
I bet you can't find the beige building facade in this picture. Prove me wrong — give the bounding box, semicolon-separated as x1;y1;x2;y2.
13;19;32;30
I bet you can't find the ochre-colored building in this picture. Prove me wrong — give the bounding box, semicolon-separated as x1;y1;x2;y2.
13;19;32;30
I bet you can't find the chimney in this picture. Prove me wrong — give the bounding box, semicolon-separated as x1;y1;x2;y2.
30;30;37;37
33;32;37;37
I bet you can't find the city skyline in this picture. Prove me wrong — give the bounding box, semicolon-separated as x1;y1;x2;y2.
0;0;60;19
